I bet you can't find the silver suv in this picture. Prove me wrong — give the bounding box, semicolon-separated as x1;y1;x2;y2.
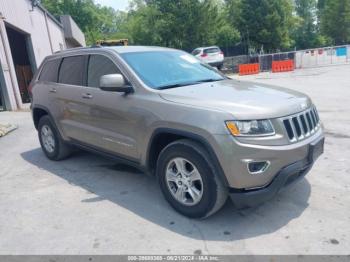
31;46;324;218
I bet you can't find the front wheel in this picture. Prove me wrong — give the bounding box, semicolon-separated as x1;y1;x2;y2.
157;139;228;219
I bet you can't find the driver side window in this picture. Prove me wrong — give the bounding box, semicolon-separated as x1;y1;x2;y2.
87;55;120;88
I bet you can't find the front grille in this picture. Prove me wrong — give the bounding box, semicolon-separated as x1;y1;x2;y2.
282;107;320;142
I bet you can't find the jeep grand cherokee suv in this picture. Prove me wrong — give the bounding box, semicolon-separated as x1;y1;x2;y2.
31;46;324;219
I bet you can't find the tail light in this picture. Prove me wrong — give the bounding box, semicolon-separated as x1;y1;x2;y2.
220;51;224;55
201;53;208;58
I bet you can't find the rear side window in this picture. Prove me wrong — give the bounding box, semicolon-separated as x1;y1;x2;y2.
58;56;85;86
87;55;120;88
39;59;61;82
192;49;201;56
204;48;220;54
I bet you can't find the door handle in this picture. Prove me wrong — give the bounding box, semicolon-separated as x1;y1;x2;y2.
82;93;93;99
49;88;57;93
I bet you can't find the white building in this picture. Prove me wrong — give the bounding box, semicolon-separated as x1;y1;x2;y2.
0;0;86;111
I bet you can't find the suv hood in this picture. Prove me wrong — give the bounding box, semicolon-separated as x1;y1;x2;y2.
158;79;312;120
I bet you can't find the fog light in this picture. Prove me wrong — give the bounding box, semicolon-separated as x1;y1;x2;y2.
247;161;270;175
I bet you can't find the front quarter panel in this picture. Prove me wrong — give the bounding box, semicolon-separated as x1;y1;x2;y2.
136;95;233;165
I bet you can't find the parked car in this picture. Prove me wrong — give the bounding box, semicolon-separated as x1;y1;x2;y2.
31;46;324;219
192;46;224;69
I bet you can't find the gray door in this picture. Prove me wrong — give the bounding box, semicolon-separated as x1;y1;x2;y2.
76;54;141;161
55;55;91;141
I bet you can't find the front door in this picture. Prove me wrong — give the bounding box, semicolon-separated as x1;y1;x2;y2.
77;54;141;161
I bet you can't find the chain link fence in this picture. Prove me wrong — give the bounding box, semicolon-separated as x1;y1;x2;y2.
224;44;350;73
295;45;350;69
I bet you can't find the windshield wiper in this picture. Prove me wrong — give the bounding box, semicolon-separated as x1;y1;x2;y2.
158;82;197;90
195;78;223;83
157;78;224;90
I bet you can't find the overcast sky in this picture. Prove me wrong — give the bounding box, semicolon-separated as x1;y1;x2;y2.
95;0;129;11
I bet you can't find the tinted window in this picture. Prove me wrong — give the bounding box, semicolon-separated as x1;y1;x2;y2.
58;56;85;86
204;48;220;54
39;59;61;82
87;55;120;88
192;49;201;56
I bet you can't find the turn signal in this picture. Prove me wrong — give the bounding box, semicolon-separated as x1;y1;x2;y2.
226;122;240;136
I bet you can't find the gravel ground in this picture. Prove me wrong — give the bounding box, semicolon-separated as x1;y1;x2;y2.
0;65;349;255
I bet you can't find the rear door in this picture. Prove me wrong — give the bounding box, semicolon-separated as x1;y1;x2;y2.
35;58;61;114
54;55;90;141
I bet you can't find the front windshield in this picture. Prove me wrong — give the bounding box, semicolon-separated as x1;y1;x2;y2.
121;51;225;90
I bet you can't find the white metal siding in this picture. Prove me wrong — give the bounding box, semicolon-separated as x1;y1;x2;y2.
0;23;18;109
0;0;33;33
0;0;66;110
47;16;66;52
60;15;86;47
0;0;65;65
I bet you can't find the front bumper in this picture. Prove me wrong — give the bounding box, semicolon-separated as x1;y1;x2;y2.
229;136;324;209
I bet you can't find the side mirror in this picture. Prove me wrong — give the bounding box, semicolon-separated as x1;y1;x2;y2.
99;74;133;93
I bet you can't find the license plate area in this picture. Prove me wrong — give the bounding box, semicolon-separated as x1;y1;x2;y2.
308;137;325;164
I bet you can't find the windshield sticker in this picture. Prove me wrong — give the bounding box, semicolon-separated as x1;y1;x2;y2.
180;55;199;64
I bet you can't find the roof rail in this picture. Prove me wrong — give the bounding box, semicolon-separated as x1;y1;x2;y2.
95;39;128;47
54;45;102;54
90;45;103;48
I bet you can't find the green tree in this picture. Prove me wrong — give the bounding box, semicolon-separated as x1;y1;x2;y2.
235;0;295;52
320;0;350;45
317;0;327;16
225;0;241;28
294;0;326;49
126;1;163;46
126;0;240;51
216;1;241;50
42;0;347;53
40;0;127;44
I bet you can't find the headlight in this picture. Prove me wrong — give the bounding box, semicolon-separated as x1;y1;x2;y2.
226;120;275;137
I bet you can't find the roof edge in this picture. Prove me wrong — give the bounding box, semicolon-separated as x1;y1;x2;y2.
33;1;63;28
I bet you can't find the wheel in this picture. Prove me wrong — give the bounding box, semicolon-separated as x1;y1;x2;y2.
38;115;72;161
157;139;228;219
217;64;223;70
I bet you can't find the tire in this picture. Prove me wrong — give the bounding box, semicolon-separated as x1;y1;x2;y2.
157;139;228;219
38;115;72;161
217;64;223;70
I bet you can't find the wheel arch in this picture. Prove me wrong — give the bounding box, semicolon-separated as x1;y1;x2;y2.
32;105;49;130
32;105;63;140
146;128;229;187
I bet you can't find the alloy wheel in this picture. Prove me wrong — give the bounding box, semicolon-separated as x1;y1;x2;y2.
165;157;203;206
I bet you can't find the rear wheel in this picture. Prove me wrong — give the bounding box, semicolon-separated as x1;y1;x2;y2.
157;139;228;219
38;115;72;161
